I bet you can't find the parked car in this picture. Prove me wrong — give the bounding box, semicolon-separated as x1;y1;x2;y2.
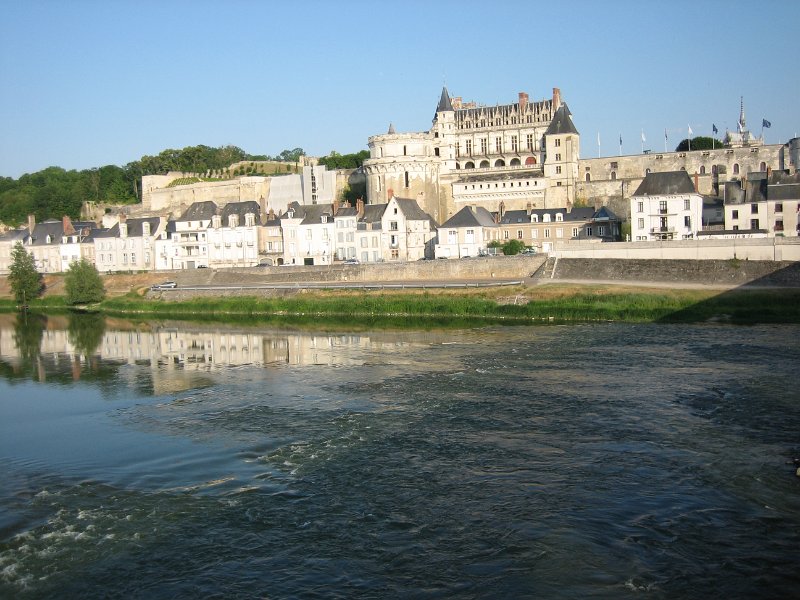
344;258;360;265
151;281;177;290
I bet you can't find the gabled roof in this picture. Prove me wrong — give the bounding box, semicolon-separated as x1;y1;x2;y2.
361;203;386;225
29;219;96;246
177;201;217;221
436;87;454;113
334;207;358;218
545;103;578;136
633;171;696;196
438;206;496;229
393;197;435;223
281;202;334;226
221;201;262;225
0;228;29;244
592;206;620;222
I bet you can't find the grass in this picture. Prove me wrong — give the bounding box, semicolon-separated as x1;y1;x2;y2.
3;285;799;326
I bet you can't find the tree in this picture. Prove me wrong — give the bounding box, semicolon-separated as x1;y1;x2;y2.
675;137;724;152
64;259;105;305
501;239;526;255
8;242;43;306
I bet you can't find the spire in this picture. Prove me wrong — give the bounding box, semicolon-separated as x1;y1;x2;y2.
387;122;396;134
738;96;746;133
436;86;454;112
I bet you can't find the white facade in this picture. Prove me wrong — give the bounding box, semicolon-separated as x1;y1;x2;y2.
207;212;259;268
631;192;704;241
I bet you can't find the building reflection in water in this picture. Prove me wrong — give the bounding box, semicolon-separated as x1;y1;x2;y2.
0;314;420;390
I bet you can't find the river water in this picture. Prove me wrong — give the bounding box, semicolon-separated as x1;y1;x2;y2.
0;315;798;599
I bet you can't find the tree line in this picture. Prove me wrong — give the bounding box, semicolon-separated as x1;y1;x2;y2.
0;145;370;227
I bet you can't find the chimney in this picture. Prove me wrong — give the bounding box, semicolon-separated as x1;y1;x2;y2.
119;213;128;238
499;201;506;219
268;208;276;222
526;202;532;215
332;202;338;216
694;173;699;193
494;211;500;225
452;97;462;110
519;92;529;112
552;87;561;108
387;188;394;200
27;214;36;234
62;215;75;236
356;198;365;219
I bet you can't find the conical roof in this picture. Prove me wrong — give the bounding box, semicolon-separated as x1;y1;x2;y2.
436;87;454;112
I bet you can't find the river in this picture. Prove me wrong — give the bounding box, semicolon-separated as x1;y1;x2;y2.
1;314;798;598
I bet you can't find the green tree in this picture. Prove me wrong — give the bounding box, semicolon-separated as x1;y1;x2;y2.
501;239;526;255
675;137;724;152
64;259;105;305
8;242;43;306
67;312;106;358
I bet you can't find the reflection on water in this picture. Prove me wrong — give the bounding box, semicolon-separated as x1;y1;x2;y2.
1;315;799;599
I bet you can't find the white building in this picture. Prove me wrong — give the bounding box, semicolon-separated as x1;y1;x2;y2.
94;215;165;273
280;202;335;266
207;201;261;268
435;206;497;259
630;171;704;241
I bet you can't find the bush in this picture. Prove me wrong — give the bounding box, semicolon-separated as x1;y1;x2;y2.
502;239;526;255
65;259;105;305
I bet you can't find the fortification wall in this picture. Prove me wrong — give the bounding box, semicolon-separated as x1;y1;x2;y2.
576;144;784;212
551;238;800;262
550;258;800;287
143;177;272;214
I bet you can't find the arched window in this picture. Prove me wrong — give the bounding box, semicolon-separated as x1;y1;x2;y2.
494;159;505;167
525;156;537;165
733;163;740;174
611;171;617;181
464;161;475;169
700;166;706;175
510;158;521;166
760;161;766;171
480;160;490;168
585;173;591;182
712;165;717;175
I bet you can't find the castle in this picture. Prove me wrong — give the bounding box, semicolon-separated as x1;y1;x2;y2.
364;87;797;222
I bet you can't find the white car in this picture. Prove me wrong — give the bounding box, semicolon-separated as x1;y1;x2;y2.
151;281;177;290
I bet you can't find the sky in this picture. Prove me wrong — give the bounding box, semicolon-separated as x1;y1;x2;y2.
1;0;798;179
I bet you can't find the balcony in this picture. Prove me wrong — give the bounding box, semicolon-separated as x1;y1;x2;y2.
650;226;675;234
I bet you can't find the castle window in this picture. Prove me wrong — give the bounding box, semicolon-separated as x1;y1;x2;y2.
403;146;407;156
495;159;505;167
511;136;518;152
480;160;489;168
527;134;534;150
610;171;616;180
404;172;409;188
585;173;591;182
466;140;472;154
434;148;440;157
733;163;740;174
480;138;487;154
760;161;766;171
700;166;706;175
495;137;502;153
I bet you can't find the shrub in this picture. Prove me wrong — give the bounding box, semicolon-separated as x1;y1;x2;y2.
65;259;106;305
8;242;43;305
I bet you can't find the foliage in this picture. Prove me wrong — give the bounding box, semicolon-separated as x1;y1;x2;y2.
8;242;43;305
501;239;526;255
675;137;724;152
64;259;105;305
13;312;46;364
488;240;503;248
67;312;106;357
318;150;370;170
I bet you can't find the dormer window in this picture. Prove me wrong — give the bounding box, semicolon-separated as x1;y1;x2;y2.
531;214;538;223
556;213;563;222
543;214;551;223
321;215;328;224
46;235;52;244
143;223;151;236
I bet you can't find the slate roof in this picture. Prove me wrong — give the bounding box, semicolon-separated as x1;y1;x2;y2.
394;198;436;224
499;207;594;225
29;220;97;246
97;216;162;238
592;206;620;222
221;201;262;225
334;207;359;218
438;206;496;229
361;203;386;226
633;171;696;196
436;87;454;113
177;201;217;221
767;183;800;201
544;104;578;136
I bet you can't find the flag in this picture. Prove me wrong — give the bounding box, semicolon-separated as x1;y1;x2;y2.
641;130;646;143
762;119;771;128
619;134;622;146
688;125;693;136
664;128;668;141
712;124;718;134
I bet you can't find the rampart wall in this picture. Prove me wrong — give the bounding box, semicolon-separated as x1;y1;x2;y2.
551;238;800;262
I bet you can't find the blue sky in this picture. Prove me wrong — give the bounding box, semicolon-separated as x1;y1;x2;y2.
1;0;798;178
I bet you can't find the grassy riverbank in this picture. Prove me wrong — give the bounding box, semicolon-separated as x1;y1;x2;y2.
3;284;798;325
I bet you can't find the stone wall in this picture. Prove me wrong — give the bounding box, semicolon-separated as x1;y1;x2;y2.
550;258;800;287
551;238;800;262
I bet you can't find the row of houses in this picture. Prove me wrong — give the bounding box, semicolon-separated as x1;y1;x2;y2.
3;169;795;275
0;193;623;274
631;169;800;242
